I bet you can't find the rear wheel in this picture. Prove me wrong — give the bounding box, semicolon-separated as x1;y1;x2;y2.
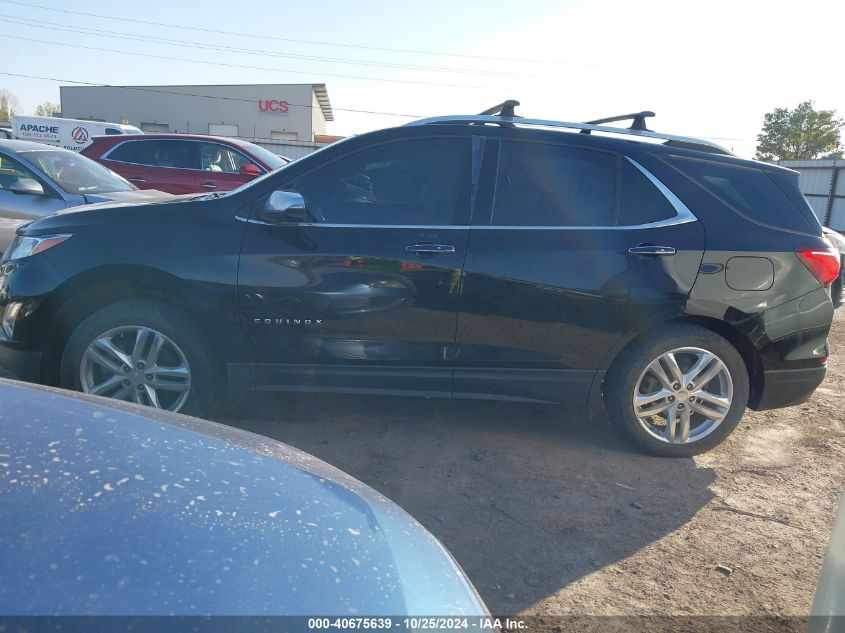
60;300;214;416
605;324;749;457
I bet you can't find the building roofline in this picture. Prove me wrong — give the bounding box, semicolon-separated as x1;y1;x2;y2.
312;84;333;122
60;83;335;121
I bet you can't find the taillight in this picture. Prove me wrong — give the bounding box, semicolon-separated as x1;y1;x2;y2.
796;246;841;286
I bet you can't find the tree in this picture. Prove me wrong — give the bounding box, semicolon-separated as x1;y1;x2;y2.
35;101;60;117
755;101;843;162
0;88;21;121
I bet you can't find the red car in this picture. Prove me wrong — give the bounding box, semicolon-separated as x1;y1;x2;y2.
82;134;290;195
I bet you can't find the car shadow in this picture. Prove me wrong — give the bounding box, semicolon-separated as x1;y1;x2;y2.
222;393;716;614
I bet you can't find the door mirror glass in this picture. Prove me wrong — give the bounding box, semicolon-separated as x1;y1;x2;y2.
9;179;45;196
239;163;262;177
261;190;311;222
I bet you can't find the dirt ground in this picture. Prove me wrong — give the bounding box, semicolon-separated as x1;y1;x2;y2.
2;312;842;622
226;309;845;619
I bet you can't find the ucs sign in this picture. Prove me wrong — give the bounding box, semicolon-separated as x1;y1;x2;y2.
258;99;289;113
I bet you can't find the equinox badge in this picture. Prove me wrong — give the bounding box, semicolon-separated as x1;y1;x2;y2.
254;318;323;326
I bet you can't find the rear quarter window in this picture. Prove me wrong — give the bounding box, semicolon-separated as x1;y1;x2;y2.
670;157;817;233
106;141;138;162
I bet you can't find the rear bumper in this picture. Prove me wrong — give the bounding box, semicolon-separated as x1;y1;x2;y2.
751;365;826;410
0;341;42;383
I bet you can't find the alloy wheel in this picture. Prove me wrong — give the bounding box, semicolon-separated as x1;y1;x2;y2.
632;346;733;444
79;325;192;412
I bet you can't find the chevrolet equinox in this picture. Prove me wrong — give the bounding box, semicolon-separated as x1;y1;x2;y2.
0;102;838;456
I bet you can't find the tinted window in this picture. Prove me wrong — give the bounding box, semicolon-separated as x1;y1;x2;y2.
104;128;123;135
291;137;470;225
492;141;616;226
106;141;138;163
199;143;257;173
130;140;198;170
618;159;676;225
672;157;817;233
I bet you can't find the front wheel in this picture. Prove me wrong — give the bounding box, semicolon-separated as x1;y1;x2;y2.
60;300;215;416
604;324;749;457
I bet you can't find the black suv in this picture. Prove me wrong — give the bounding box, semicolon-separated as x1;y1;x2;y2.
0;103;838;456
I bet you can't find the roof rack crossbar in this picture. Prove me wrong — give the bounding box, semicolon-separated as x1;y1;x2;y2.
405;114;730;155
582;111;655;133
479;100;520;117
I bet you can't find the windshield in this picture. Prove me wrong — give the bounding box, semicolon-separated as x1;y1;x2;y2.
235;141;289;170
19;150;135;195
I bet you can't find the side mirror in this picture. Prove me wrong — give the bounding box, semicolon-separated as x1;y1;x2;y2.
239;164;262;177
9;179;44;196
261;190;311;223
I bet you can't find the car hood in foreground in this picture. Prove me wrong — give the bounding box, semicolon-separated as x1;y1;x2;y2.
0;380;485;616
81;189;174;205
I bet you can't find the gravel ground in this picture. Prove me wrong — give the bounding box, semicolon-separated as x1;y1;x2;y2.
227;309;845;620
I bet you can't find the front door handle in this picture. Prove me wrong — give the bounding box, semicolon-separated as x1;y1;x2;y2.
628;244;677;256
405;243;456;255
201;182;218;189
128;177;146;184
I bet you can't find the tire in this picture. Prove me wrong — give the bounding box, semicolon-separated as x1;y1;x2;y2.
604;323;749;457
60;299;216;417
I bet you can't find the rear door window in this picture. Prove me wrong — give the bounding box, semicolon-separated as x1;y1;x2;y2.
492;141;616;226
617;159;677;225
130;140;199;170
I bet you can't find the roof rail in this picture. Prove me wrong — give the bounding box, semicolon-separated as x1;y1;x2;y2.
406;106;731;155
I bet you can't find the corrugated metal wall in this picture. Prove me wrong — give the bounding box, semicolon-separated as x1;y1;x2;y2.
779;159;845;231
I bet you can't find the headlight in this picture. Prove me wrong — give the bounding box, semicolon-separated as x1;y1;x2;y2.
6;234;72;261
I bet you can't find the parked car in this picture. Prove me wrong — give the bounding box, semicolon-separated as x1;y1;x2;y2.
810;486;845;632
10;114;143;152
0;140;171;252
0;103;839;456
82;134;291;195
0;127;11;140
823;226;845;308
0;378;487;615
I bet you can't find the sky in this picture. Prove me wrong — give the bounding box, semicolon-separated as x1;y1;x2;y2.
0;0;843;158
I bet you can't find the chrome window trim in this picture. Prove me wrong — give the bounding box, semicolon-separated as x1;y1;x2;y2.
236;156;696;231
622;156;698;226
102;139;267;174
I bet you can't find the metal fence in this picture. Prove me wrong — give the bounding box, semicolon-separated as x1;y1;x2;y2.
241;137;327;161
778;159;845;231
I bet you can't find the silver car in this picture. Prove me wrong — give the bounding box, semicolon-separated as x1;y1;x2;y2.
0;139;170;250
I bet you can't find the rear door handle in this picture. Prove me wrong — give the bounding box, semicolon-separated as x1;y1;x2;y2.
405;243;456;255
128;177;146;184
628;244;677;256
201;182;218;189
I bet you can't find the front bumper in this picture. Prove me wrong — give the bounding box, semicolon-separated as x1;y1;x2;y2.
751;365;827;410
0;341;41;383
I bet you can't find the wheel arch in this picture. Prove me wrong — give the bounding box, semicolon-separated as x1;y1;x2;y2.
592;315;763;413
38;264;223;385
